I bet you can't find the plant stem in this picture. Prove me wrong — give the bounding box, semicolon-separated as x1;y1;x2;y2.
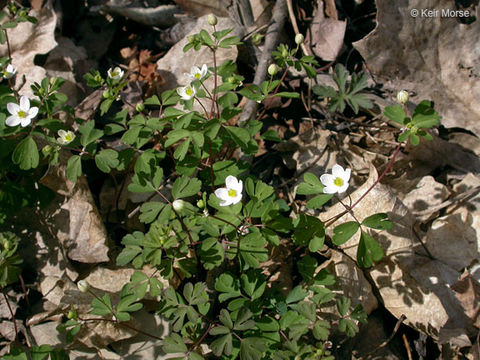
325;142;402;228
2;289;18;341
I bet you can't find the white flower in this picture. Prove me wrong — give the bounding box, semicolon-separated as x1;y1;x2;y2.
177;85;196;100
184;64;208;82
237;224;249;236
320;164;351;194
2;64;16;79
5;96;39;127
57;130;75;145
215;175;243;206
396;90;409;105
107;66;124;81
172;199;186;211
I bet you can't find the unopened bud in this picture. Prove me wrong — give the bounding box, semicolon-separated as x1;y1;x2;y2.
207;14;218;26
251;33;263;45
188;35;195;43
172;199;186;212
295;33;305;45
135;102;145;112
77;280;90;293
397;90;409;105
196;199;205;209
67;309;78;319
268;64;279;76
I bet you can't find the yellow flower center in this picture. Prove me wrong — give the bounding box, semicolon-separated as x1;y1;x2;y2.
228;189;237;197
17;110;26;118
195;73;201;79
65;134;72;141
185;88;193;96
334;177;344;187
111;71;118;77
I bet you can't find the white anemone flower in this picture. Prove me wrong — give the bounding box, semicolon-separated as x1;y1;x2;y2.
6;96;39;127
185;64;208;82
107;66;124;81
320;164;351;194
177;85;196;100
2;64;16;79
57;130;76;145
215;175;243;206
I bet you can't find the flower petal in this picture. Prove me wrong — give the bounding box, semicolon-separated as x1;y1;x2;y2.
323;185;338;194
58;129;67;137
337;182;349;194
28;106;38;119
20;117;32;127
201;64;208;77
7;102;19;115
320;174;334;187
225;175;238;189
331;164;344;178
19;96;30;111
215;188;229;201
230;193;242;205
5;115;20;127
343;168;351;183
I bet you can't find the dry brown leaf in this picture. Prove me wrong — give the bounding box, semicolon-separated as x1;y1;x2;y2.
353;0;480;135
306;1;346;61
173;0;229;17
0;1;57;97
40;156;110;264
451;270;480;329
320;163;475;341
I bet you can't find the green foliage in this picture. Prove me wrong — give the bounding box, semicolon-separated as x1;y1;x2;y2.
384;100;441;145
0;15;420;359
313;64;373;114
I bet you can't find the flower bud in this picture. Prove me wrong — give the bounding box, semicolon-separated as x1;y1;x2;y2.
397;90;409;105
77;280;90;293
251;33;263;45
67;309;78;319
295;33;305;45
172;199;186;212
207;14;218;26
135;102;145;112
196;199;205;209
268;64;279;76
187;35;195;43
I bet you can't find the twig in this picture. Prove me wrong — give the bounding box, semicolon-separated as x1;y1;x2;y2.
238;0;287;124
2;290;18;341
358;314;406;360
286;0;310;56
403;333;413;360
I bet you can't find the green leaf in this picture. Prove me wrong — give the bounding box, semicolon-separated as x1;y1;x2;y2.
218;35;241;48
12;136;39;170
95;149;119;173
292;214;325;251
332;222;360;246
274;92;299;98
234;308;255;331
260;130;282;142
198;237;224;270
199;29;214;47
306;194;333;209
336;296;351;317
297;255;317;282
219;308;234;329
357;231;384;268
116;245;142;266
294;301;317;322
384;105;405;124
238;232;268;269
239;337;266;360
225;126;251;150
210;333;233;357
91;294;113;316
172;176;201;199
296;173;324;195
163;333;188;353
361;213;393;230
409;133;420;146
339;318;359;337
312;320;330;341
66;155;82;182
79;120;103;147
241;270;266;300
286;285;309;304
398;130;411;143
215;273;242;302
332;64;348;93
2;21;17;29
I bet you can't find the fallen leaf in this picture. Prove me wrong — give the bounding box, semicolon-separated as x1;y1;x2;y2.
353;0;480;135
451;270;480;329
306;1;346;61
0;1;57;97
